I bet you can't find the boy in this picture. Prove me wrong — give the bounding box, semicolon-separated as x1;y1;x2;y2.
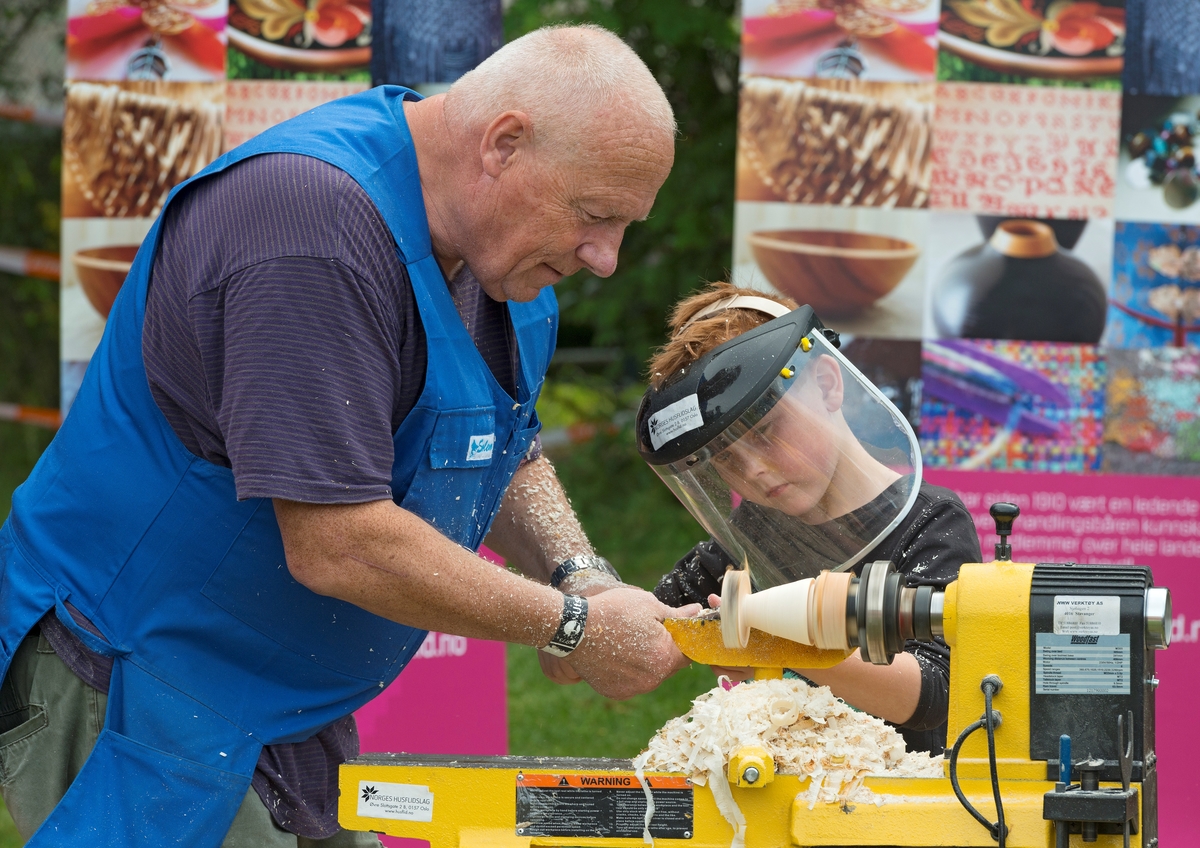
643;283;980;755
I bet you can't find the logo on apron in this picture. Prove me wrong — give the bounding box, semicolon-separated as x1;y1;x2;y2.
467;434;495;462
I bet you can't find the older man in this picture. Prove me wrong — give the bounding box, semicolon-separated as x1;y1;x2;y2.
0;24;691;848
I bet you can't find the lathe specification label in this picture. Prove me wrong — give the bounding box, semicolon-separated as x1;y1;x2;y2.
1036;633;1130;695
515;773;693;838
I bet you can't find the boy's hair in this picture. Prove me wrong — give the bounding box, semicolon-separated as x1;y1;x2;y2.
647;282;797;389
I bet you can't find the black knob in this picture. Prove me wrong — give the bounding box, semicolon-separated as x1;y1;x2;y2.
990;502;1020;535
990;502;1020;561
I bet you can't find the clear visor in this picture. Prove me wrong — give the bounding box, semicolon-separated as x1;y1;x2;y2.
653;332;921;590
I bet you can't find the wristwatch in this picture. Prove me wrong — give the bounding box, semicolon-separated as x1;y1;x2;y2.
549;554;621;590
540;594;588;657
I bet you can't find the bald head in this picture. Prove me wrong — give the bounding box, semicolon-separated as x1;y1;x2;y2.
409;25;675;303
444;24;676;164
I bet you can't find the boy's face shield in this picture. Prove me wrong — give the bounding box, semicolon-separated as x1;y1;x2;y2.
650;331;922;590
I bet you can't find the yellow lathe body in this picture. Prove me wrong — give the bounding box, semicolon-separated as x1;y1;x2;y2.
340;541;1168;848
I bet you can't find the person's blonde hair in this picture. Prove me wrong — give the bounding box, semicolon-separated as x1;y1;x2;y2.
647;282;797;389
444;24;676;163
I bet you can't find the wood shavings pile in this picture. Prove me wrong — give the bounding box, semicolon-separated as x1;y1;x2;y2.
633;678;943;848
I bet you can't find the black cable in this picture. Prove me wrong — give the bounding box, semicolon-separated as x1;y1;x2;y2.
948;718;993;832
947;678;1008;845
984;682;1007;847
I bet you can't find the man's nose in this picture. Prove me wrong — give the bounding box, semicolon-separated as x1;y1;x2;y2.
576;228;623;278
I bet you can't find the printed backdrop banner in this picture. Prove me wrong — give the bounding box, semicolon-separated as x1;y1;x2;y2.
51;0;1200;837
931;83;1121;220
736;0;1198;841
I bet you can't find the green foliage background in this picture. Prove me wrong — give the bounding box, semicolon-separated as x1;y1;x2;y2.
0;120;60;518
0;123;61;848
500;0;740;755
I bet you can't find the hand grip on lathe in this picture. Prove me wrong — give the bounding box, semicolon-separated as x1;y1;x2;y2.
990;502;1020;561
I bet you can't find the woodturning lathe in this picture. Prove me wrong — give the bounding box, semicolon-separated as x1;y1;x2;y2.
338;504;1171;847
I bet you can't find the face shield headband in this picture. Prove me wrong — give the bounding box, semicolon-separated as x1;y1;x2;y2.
636;309;923;589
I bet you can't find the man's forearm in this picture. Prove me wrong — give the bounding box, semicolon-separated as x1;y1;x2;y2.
483;455;600;583
275;498;563;647
274;495;695;701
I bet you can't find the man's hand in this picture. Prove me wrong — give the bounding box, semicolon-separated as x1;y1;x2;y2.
566;585;700;700
538;652;583;685
538;578;687;688
705;593;753;681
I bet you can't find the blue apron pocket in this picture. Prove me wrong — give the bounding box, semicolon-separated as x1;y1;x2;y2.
28;727;249;848
429;407;497;469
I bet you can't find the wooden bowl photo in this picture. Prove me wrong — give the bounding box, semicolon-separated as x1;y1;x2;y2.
72;245;139;318
748;230;920;317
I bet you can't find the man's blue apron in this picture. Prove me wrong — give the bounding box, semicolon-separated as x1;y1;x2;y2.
0;86;556;845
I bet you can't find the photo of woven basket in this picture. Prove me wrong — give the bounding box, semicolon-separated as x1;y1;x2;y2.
63;81;224;218
736;76;933;208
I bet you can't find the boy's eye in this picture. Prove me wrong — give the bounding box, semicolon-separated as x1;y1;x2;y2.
714;448;743;471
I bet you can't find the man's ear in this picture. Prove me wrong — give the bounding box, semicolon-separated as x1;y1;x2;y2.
480;111;532;177
813;354;844;412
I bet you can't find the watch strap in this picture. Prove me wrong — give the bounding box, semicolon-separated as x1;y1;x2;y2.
540;594;588;657
550;554;620;590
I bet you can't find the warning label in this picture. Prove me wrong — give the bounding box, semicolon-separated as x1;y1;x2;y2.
515;773;693;838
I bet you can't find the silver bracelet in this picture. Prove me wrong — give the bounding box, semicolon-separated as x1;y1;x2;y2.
549;554;621;590
540;594;588;657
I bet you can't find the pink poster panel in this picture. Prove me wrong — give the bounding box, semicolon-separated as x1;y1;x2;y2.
354;634;507;759
224;80;368;150
927;468;1197;843
353;551;508;848
354;634;507;848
